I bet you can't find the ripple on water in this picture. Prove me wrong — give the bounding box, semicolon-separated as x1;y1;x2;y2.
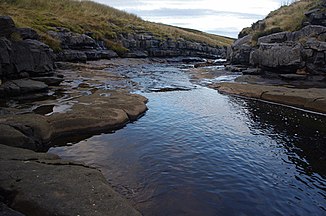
49;84;326;215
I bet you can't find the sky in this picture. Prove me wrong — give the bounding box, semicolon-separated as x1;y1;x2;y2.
95;0;287;38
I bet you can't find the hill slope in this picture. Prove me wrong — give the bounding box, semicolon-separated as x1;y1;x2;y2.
239;0;323;40
0;0;233;55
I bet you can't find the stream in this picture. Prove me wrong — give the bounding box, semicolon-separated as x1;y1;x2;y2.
49;61;326;216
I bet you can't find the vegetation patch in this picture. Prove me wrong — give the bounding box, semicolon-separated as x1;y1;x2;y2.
0;0;233;53
239;0;322;41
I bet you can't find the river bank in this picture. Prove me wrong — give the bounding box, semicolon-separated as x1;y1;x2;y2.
0;59;150;215
211;82;326;114
48;60;326;215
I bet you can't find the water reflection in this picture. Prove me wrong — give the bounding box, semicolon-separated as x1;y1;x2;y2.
50;88;326;216
228;96;326;177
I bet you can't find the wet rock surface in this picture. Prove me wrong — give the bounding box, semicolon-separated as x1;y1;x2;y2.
0;59;149;215
0;144;141;216
211;82;326;113
188;60;326;114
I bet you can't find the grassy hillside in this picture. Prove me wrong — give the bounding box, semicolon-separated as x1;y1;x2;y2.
239;0;323;40
0;0;233;52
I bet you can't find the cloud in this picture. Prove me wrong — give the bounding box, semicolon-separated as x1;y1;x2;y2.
128;8;263;20
94;0;282;38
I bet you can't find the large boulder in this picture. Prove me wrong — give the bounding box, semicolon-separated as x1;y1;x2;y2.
247;25;326;74
290;25;326;41
258;32;291;44
11;39;55;77
229;35;253;65
0;16;55;81
48;27;98;50
305;8;326;27
303;38;326;74
250;42;303;72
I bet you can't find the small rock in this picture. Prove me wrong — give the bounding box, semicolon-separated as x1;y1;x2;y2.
279;74;307;80
11;79;48;94
31;76;64;86
242;68;262;75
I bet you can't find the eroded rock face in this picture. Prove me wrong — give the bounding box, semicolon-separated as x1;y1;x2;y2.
229;35;253;65
11;40;55;76
48;28;98;50
48;28;119;62
250;42;303;72
0;16;56;81
247;25;326;74
305;8;326;27
0;144;141;216
119;32;226;59
302;38;326;74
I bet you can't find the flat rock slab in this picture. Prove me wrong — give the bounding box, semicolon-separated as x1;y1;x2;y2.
211;82;326;114
0;90;148;151
0;79;48;97
0;144;141;216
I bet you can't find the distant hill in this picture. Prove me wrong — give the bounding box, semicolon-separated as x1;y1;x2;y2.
0;0;233;54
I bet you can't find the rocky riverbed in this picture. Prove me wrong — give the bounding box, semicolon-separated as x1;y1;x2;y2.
187;64;326;114
0;59;149;215
1;57;326;215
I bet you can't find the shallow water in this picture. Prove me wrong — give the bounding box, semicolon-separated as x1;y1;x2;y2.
49;62;326;216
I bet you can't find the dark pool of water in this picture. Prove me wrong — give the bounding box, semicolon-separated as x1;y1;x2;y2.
49;63;326;216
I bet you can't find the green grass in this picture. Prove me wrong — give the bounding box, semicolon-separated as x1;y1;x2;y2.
0;0;233;52
239;0;323;41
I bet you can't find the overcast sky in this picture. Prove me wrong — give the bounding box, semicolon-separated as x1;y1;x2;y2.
95;0;286;38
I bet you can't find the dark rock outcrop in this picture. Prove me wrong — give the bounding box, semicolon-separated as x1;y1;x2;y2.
48;28;98;49
250;42;303;72
229;35;253;65
119;32;226;59
48;28;118;62
11;39;55;77
305;8;326;27
250;25;326;74
229;24;326;74
229;2;326;76
0;16;56;84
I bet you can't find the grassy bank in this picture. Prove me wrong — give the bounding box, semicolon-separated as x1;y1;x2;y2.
239;0;323;40
0;0;233;52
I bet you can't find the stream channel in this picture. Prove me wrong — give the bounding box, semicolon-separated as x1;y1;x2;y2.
49;60;326;216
